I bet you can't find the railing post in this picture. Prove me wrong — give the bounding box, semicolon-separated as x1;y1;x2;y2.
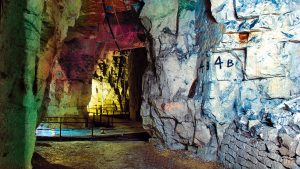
59;121;62;140
112;110;114;127
85;117;88;128
100;109;102;125
92;114;94;137
107;110;109;127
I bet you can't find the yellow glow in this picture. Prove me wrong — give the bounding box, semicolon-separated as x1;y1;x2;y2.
87;50;128;114
87;79;120;113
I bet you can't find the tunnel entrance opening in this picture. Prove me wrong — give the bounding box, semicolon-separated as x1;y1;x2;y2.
36;47;149;140
88;48;148;123
88;50;131;127
35;0;149;140
35;48;149;140
85;47;148;131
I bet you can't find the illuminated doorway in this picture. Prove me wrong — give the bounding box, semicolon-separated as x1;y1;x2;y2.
88;48;148;127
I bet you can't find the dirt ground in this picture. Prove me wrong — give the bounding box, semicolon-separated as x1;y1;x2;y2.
32;141;225;169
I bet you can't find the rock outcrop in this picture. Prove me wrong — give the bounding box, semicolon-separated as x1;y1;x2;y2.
0;0;81;168
140;0;300;164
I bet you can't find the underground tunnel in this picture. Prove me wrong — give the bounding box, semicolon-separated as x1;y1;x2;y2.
0;0;300;169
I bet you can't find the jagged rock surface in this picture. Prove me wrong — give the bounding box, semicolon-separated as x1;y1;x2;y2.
140;0;300;165
0;0;81;168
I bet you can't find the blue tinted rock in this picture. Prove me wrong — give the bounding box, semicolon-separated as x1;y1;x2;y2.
234;0;299;19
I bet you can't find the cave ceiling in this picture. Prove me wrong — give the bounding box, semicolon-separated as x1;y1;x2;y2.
66;0;146;52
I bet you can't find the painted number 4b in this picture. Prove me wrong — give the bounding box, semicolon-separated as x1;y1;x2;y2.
200;56;234;72
215;56;234;69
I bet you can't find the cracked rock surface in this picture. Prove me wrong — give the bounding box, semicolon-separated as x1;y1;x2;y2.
140;0;300;166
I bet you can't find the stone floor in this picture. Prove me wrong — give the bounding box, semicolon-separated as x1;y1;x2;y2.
32;141;225;169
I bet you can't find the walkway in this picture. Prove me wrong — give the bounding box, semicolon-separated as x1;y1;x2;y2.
33;141;225;169
34;118;225;169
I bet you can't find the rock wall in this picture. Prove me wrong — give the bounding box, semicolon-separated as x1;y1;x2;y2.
140;0;300;165
141;0;203;150
88;51;129;113
210;0;300;168
0;0;81;168
46;36;96;118
220;124;300;169
140;0;224;160
0;1;43;168
37;0;82;120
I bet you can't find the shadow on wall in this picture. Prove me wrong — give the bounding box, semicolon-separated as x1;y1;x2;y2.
32;153;73;169
128;48;148;121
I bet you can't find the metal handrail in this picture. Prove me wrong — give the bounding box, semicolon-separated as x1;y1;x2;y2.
37;110;130;139
38;120;89;139
38;115;109;139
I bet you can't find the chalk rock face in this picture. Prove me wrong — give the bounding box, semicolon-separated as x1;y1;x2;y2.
141;0;196;147
0;0;82;168
37;0;82;120
209;0;300;128
141;0;300;163
141;0;223;160
46;37;96;118
234;0;299;19
210;0;300;167
140;0;178;38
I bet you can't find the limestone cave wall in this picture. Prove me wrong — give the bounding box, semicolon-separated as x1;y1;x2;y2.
0;1;43;168
88;51;129;113
212;1;300;168
140;0;300;166
37;0;82;120
140;0;223;159
0;0;81;168
46;34;96;118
